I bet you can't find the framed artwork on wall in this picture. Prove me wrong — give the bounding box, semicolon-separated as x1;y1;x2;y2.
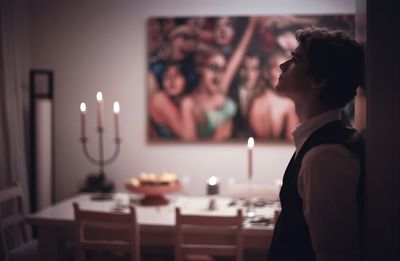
147;14;355;143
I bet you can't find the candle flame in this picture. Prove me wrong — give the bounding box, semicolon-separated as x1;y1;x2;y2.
80;102;86;112
113;101;120;113
208;176;218;186
247;137;254;149
96;91;103;101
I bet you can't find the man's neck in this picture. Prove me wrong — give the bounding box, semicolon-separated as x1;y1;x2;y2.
294;97;331;123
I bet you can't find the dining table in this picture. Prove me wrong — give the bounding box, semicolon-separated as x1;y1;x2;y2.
27;192;277;260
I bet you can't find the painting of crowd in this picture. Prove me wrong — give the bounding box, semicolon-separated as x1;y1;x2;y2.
147;15;355;142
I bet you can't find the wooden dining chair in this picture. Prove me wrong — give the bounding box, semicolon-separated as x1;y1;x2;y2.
73;203;140;261
175;207;243;261
0;182;39;261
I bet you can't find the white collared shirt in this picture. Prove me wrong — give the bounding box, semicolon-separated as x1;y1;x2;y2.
292;109;361;261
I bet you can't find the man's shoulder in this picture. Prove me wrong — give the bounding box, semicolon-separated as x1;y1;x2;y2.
304;144;359;163
301;144;360;176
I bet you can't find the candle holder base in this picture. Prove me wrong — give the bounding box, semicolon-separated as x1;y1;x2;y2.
80;173;115;196
245;198;256;218
208;198;217;211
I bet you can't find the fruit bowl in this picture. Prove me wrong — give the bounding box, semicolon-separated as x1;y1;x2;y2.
125;175;181;206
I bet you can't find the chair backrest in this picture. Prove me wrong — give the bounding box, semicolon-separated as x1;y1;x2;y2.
175;207;243;261
0;183;29;257
73;203;140;261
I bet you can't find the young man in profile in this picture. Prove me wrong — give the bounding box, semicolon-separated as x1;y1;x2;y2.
268;27;364;261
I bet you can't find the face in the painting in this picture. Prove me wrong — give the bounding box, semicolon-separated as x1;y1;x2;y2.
162;65;186;97
240;56;261;88
201;54;226;94
214;17;235;47
170;28;196;61
275;45;314;98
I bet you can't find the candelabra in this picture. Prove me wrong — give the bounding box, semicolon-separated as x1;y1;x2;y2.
79;93;121;196
79;131;120;194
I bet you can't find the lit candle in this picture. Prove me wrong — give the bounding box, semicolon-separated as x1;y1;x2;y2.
247;137;254;180
80;102;87;138
207;176;219;195
96;92;104;129
113;101;120;139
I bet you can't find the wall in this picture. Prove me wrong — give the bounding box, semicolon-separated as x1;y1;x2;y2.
30;0;355;200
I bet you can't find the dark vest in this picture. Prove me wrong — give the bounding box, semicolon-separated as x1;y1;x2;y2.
268;120;364;261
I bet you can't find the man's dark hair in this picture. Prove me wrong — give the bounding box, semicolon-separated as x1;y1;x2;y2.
295;27;364;109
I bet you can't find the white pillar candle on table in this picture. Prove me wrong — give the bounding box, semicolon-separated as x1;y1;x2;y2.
113;101;120;138
96;91;104;129
247;137;254;180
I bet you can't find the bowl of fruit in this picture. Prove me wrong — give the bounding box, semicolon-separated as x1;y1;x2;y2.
125;172;181;206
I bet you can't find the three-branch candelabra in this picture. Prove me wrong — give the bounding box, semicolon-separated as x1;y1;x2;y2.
79;92;121;194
